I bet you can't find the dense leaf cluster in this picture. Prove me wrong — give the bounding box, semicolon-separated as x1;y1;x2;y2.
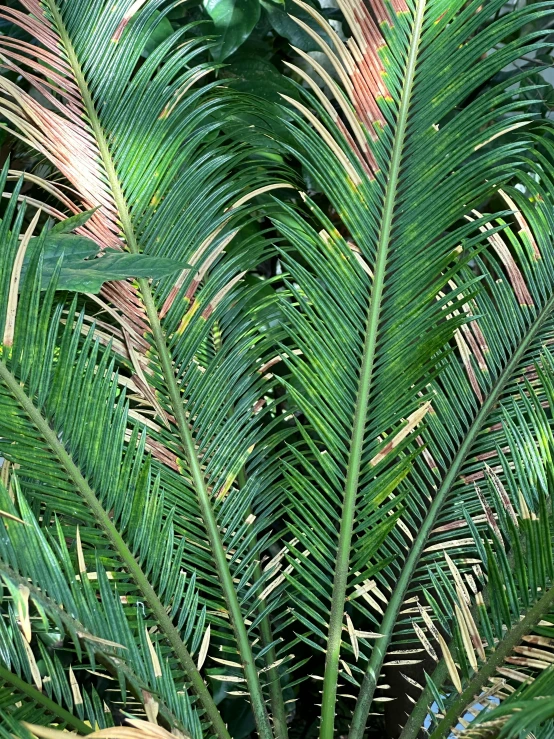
0;1;554;739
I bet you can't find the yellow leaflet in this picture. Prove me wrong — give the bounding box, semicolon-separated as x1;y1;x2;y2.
176;300;201;335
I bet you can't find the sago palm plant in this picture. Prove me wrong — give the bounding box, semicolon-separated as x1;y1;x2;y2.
0;0;554;737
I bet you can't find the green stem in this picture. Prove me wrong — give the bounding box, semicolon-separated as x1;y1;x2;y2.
255;558;289;739
349;293;554;739
0;359;230;739
319;1;426;737
215;315;287;735
0;664;92;734
45;5;273;736
139;287;273;739
430;582;554;739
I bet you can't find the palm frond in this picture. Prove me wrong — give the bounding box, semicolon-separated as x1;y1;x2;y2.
251;0;554;735
0;2;293;734
381;156;554;731
400;354;554;738
0;174;232;734
0;476;205;735
460;667;554;738
2;0;554;736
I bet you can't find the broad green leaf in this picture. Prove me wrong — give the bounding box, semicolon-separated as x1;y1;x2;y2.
56;251;186;293
203;0;261;60
260;0;332;51
50;208;98;234
225;57;299;103
140;11;174;56
21;233;186;293
25;233;97;281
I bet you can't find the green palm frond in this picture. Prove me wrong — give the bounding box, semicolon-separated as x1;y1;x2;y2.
381;165;554;729
0;712;48;739
246;0;554;735
0;2;293;735
0;185;227;733
0;476;204;735
396;352;554;737
1;0;554;737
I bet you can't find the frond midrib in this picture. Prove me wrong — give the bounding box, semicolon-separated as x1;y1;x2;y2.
429;579;554;739
44;0;138;256
0;557;189;733
321;0;427;735
0;664;92;734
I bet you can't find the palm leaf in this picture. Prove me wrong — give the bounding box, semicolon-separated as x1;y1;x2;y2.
0;2;292;734
253;0;554;735
0;202;226;735
0;475;206;735
400;356;554;737
460;667;554;738
3;0;554;736
377;157;554;734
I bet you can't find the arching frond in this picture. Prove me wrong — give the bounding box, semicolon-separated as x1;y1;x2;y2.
255;0;554;735
0;479;203;735
401;355;554;738
0;2;293;734
460;667;554;738
2;0;554;737
0;187;229;733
